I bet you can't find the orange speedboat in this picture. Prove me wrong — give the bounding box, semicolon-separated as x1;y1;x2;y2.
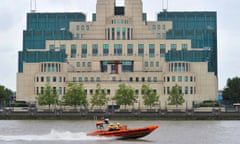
87;125;158;139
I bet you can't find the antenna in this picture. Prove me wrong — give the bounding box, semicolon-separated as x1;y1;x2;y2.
30;0;37;13
162;0;168;11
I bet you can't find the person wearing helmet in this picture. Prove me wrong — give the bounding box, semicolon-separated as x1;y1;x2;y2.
115;122;121;130
108;123;114;131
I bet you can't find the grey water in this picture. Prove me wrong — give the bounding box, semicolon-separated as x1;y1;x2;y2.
0;120;239;144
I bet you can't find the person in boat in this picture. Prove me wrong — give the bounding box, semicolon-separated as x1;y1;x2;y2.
108;123;115;131
96;121;104;129
100;116;109;124
115;123;121;130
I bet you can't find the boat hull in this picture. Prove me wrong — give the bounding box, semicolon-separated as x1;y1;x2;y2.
87;125;158;139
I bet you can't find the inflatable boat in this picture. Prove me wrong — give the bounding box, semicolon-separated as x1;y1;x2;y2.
87;125;158;139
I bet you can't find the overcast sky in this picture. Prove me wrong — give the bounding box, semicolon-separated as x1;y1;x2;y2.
0;0;239;91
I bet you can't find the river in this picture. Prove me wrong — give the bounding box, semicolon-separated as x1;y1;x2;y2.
0;120;239;144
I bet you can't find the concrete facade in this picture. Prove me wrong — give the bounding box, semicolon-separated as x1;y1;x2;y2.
17;0;218;109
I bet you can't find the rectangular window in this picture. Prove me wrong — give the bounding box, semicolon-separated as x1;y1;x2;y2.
178;76;182;82
112;28;115;40
153;77;157;82
82;62;86;67
172;76;176;82
50;44;55;50
148;77;151;82
81;44;87;58
79;77;83;82
71;44;77;58
160;44;166;57
182;44;188;50
171;44;177;50
149;44;155;58
156;61;160;67
185;86;188;94
127;44;133;56
185;76;188;82
122;27;126;40
114;44;122;56
53;77;57;82
117;27;121;40
150;61;154;67
103;44;109;56
47;76;51;82
87;62;91;67
60;44;66;51
92;44;98;57
145;61;148;67
138;44;144;57
77;62;80;67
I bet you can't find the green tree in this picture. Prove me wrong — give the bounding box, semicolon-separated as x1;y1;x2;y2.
90;83;109;109
0;85;13;107
168;84;185;108
141;84;159;109
112;83;137;109
223;77;240;102
63;83;88;110
37;85;58;110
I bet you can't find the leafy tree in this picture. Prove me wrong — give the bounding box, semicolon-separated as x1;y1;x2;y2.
90;83;109;109
0;85;13;107
223;77;240;102
112;83;137;109
168;84;185;108
37;85;58;110
141;84;159;109
63;83;88;109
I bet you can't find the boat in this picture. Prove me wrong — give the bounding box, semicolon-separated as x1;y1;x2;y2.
87;125;158;139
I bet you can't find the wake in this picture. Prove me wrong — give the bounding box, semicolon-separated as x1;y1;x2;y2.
0;129;112;141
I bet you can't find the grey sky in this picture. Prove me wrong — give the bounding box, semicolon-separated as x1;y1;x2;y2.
0;0;239;91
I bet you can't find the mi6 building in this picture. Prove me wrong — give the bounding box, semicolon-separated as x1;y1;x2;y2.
17;0;218;109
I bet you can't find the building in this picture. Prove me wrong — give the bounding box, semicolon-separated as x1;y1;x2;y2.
17;0;218;109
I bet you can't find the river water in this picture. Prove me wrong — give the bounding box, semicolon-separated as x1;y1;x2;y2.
0;120;238;144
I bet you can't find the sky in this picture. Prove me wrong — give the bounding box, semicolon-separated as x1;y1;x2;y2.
0;0;239;91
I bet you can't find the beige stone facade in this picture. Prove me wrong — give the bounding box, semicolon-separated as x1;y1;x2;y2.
16;0;218;109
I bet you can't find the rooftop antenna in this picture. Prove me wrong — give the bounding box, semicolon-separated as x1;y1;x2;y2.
30;0;37;13
162;0;168;11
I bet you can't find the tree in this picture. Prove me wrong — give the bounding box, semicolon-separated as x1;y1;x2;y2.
63;83;88;110
112;83;137;109
223;77;240;102
168;84;185;108
0;85;13;107
90;83;109;109
141;84;159;109
37;85;58;110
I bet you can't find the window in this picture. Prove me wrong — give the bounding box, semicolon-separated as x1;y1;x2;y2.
53;76;57;82
59;77;62;82
145;61;148;67
172;76;176;82
112;28;115;40
60;44;66;51
122;27;126;40
103;44;109;56
71;44;77;58
91;77;94;82
86;25;89;30
92;44;98;56
50;44;55;50
81;25;85;30
77;62;80;67
73;77;77;82
96;77;101;82
153;77;157;82
182;44;188;50
149;44;155;58
185;87;188;94
127;44;133;56
136;77;139;82
114;44;122;56
148;77;151;82
171;44;177;50
157;25;161;30
160;44;166;57
185;76;188;82
152;25;156;30
130;77;133;82
87;62;91;67
47;76;50;82
117;27;121;40
84;77;88;82
150;61;154;67
79;77;83;82
156;61;160;67
81;44;87;58
82;62;86;67
178;76;182;82
138;44;144;57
